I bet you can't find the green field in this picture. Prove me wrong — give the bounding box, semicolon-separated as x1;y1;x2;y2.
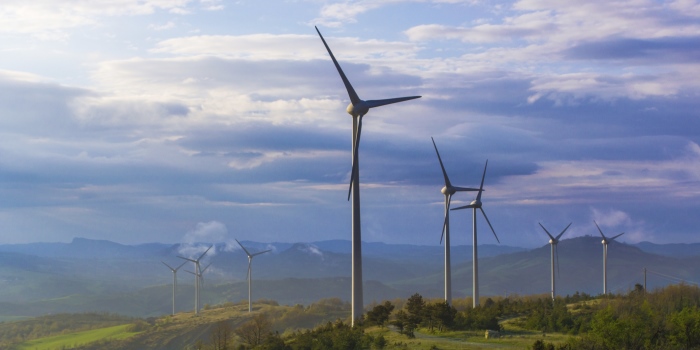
15;324;140;350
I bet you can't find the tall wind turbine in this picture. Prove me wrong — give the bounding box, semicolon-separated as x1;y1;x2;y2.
594;221;624;295
178;245;212;315
315;26;421;324
235;239;271;313
432;137;478;305
451;160;500;307
539;222;572;301
162;260;187;316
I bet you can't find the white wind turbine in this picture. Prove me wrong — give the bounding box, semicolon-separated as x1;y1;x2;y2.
235;239;271;313
185;263;211;313
162;260;187;316
539;222;572;301
178;245;212;315
594;221;624;295
315;26;421;324
432;137;479;305
451;160;500;307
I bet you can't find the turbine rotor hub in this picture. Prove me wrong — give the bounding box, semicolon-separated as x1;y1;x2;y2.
470;199;481;208
602;239;607;244
347;102;369;117
549;239;555;244
442;186;455;195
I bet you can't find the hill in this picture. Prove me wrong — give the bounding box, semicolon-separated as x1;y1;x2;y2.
2;236;700;319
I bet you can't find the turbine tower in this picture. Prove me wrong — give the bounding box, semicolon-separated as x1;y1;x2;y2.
452;160;500;307
235;239;271;313
594;221;624;295
432;137;478;305
315;26;421;324
178;245;212;315
162;260;187;316
539;222;572;301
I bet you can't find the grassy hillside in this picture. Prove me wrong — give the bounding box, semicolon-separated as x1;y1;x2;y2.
15;324;141;350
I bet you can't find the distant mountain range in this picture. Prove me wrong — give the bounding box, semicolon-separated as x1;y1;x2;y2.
0;237;699;319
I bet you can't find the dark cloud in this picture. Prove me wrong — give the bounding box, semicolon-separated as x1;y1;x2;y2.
562;37;700;63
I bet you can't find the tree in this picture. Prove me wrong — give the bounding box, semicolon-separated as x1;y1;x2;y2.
406;293;425;328
668;306;700;349
391;310;408;334
209;320;233;350
236;314;273;348
431;302;457;332
366;301;395;327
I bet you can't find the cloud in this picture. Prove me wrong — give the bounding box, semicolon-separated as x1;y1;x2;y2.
311;0;477;27
151;34;420;61
0;0;198;38
178;221;227;258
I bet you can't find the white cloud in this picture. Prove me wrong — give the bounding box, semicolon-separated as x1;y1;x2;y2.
0;0;206;38
311;0;477;27
149;21;176;31
150;34;419;61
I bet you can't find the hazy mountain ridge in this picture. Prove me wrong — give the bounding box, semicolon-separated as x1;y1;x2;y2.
2;236;700;319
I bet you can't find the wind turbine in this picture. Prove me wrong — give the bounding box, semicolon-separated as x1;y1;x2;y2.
162;260;187;316
594;221;624;295
432;137;479;305
451;160;500;307
235;239;271;313
539;222;572;301
315;26;421;324
178;245;212;315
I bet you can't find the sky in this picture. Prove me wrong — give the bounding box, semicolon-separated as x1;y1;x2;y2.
0;0;699;248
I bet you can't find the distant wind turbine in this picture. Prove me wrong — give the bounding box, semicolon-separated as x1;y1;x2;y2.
452;160;500;307
431;137;478;305
594;221;624;295
178;245;212;315
315;26;421;324
235;239;271;313
538;222;572;301
162;260;187;316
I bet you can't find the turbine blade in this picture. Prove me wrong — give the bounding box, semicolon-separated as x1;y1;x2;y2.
611;232;625;241
451;204;475;211
476;160;488;202
177;256;197;263
452;186;481;192
431;137;452;188
315;26;361;105
539;223;556;241
556;222;572;240
347;115;363;201
594;221;607;240
251;249;272;257
196;245;213;262
235;239;252;257
480;208;500;243
364;96;421;109
201;263;212;273
162;261;175;271
440;194;451;244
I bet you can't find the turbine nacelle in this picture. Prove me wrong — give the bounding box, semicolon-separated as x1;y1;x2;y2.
602;239;607;245
469;199;482;208
549;238;556;245
441;186;454;195
347;102;369;117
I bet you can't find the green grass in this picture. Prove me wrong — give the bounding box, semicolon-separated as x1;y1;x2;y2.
15;324;140;350
364;317;577;350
